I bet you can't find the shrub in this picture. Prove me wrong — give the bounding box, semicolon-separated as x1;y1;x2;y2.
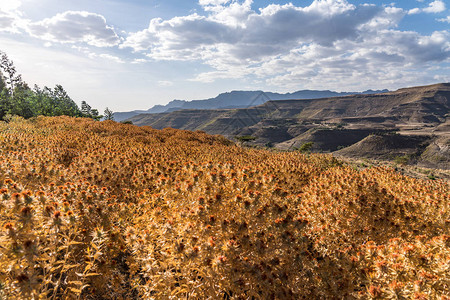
297;141;314;153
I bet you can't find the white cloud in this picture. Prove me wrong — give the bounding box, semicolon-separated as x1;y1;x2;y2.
119;0;450;88
262;44;430;91
433;73;450;82
121;13;238;57
0;0;24;33
303;0;355;15
1;0;449;98
199;0;231;6
69;45;124;63
122;0;381;60
27;11;120;47
408;8;421;15
408;0;446;15
0;12;16;31
227;28;450;91
131;58;150;64
361;6;405;30
438;16;450;23
205;0;253;27
157;80;174;87
423;0;446;13
95;53;125;63
0;0;22;12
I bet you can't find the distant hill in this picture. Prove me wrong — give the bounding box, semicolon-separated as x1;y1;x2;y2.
128;83;450;169
114;89;388;121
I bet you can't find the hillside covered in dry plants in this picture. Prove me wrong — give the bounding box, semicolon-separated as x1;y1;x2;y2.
0;116;449;299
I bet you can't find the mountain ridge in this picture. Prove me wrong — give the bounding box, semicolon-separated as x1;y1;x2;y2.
114;88;388;121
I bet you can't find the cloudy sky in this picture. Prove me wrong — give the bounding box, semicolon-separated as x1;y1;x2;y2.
0;0;449;111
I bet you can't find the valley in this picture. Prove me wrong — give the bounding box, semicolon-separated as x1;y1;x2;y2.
127;83;450;170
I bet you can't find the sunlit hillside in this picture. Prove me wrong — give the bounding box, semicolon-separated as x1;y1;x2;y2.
0;116;448;299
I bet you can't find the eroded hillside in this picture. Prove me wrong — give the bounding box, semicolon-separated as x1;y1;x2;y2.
0;116;448;299
129;83;450;169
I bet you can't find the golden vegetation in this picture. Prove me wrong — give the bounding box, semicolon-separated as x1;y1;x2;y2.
0;116;448;299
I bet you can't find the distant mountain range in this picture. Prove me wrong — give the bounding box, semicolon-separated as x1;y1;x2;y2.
114;89;388;122
127;83;450;169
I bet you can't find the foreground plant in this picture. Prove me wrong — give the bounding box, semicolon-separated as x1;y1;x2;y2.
0;116;448;299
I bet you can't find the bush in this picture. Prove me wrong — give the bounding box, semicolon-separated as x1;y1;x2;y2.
394;155;409;165
297;142;314;153
235;135;257;142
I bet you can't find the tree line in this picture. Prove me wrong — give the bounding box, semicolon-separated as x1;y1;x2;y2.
0;50;114;121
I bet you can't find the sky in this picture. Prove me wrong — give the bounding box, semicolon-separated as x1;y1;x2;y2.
0;0;449;112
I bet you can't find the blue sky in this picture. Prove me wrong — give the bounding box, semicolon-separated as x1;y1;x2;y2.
0;0;449;111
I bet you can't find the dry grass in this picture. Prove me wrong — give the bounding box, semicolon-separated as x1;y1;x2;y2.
0;116;448;299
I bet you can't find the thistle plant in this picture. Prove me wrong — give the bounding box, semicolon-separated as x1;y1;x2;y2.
0;116;448;299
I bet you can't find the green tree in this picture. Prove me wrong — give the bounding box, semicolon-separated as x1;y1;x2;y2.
81;100;102;120
0;51;23;97
51;85;82;116
0;92;9;120
103;107;114;121
0;72;6;92
90;108;102;121
81;100;92;116
0;72;8;119
7;86;34;118
28;85;52;116
0;49;101;121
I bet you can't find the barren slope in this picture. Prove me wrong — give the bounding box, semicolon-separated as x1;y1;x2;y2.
128;83;450;168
